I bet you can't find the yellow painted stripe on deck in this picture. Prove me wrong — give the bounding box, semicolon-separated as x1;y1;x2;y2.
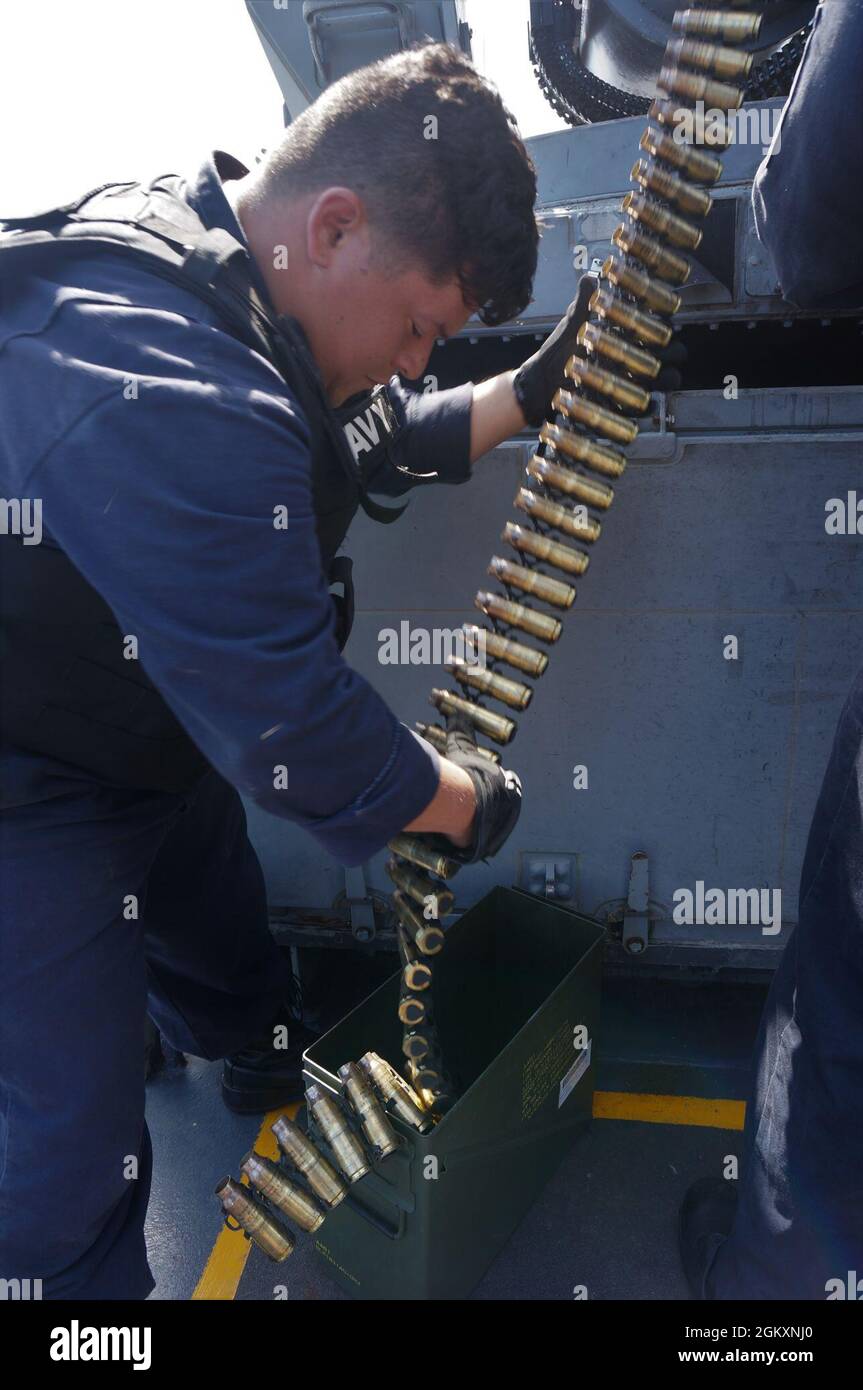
593;1090;745;1129
191;1102;299;1301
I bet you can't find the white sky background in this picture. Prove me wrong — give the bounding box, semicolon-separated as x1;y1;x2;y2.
0;0;568;215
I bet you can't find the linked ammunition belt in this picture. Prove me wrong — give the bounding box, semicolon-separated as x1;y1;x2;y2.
217;4;763;1263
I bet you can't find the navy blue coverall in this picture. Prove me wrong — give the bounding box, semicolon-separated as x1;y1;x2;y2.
0;153;474;1298
706;0;863;1299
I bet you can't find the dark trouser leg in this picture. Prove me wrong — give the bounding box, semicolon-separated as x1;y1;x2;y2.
0;774;173;1299
707;670;863;1298
142;769;295;1060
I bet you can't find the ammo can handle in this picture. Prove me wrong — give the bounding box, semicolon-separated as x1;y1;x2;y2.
343;1188;407;1241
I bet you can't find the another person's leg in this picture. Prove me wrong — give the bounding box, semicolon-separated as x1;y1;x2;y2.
705;669;863;1299
0;759;178;1299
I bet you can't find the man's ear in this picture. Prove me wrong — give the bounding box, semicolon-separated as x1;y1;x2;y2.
306;187;366;267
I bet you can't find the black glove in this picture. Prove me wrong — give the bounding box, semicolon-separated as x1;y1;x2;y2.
514;274;688;426
434;712;523;865
513;275;597;428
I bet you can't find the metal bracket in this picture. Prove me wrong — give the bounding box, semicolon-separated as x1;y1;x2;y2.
343;865;376;943
622;851;650;956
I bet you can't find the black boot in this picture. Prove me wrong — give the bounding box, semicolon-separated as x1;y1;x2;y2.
678;1176;738;1299
221;994;321;1115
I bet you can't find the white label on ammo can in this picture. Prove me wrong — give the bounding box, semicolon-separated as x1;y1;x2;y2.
558;1040;592;1109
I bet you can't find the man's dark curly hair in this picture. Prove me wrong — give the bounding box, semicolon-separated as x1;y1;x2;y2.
256;42;539;327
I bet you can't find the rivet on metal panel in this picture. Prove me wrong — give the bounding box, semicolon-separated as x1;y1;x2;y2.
622;851;650;956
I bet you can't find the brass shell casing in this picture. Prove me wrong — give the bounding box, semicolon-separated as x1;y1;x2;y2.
339;1061;400;1158
402;1029;433;1061
639;126;722;185
306;1084;370;1184
514;487;602;543
215;1177;295;1261
270;1114;349;1209
392;889;446;955
398;990;427;1026
631;159;713;219
359;1051;430;1131
527;455;614;511
578;320;663;379
552;386;638;445
621;192;703;252
488;555;576;611
386;856;455;919
239;1152;325;1233
503;521;589;577
657;66;743;112
665;36;753;80
589;282;674;348
463;623;550;678
387;834;460;880
396;923;433;992
672;9;762;42
541;420;627;477
475;590;562;643
612;221;691;285
430;687;516;745
648;97;734;148
446;656;533;710
415;720;500;763
564;354;651;412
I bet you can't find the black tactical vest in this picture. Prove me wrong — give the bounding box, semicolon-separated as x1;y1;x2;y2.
0;171;405;792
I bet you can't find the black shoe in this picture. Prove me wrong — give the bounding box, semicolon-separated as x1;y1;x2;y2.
221;1011;321;1115
678;1176;738;1300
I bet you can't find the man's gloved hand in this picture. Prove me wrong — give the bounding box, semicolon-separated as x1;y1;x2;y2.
438;712;523;865
513;273;688;427
513;275;597;428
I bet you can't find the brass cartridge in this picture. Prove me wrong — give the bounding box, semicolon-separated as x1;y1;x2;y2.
648;96;734;148
672;9;762;43
430;687;516;745
271;1114;348;1209
527;455;614;511
359;1051;430;1131
514;487;602;543
665;36;753;80
487;555;576;611
578;320;662;379
415;720;500;763
306;1083;370;1184
386;856;455;919
239;1152;325;1233
387;834;460;879
214;1177;295;1261
639;126;722;185
612;221;691;284
658;66;743;111
588;282;673;348
541;419;627;478
402;1029;432;1062
630;159;712;219
407;1058;444;1092
475;590;562;643
398;989;427;1027
564;354;651;412
621;192;703;252
396;922;433;992
392;889;445;955
339;1061;399;1158
552;386;639;445
503;521;589;577
463;623;549;677
445;656;533;710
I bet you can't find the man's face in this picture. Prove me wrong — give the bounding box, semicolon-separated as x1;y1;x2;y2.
292;194;474;403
